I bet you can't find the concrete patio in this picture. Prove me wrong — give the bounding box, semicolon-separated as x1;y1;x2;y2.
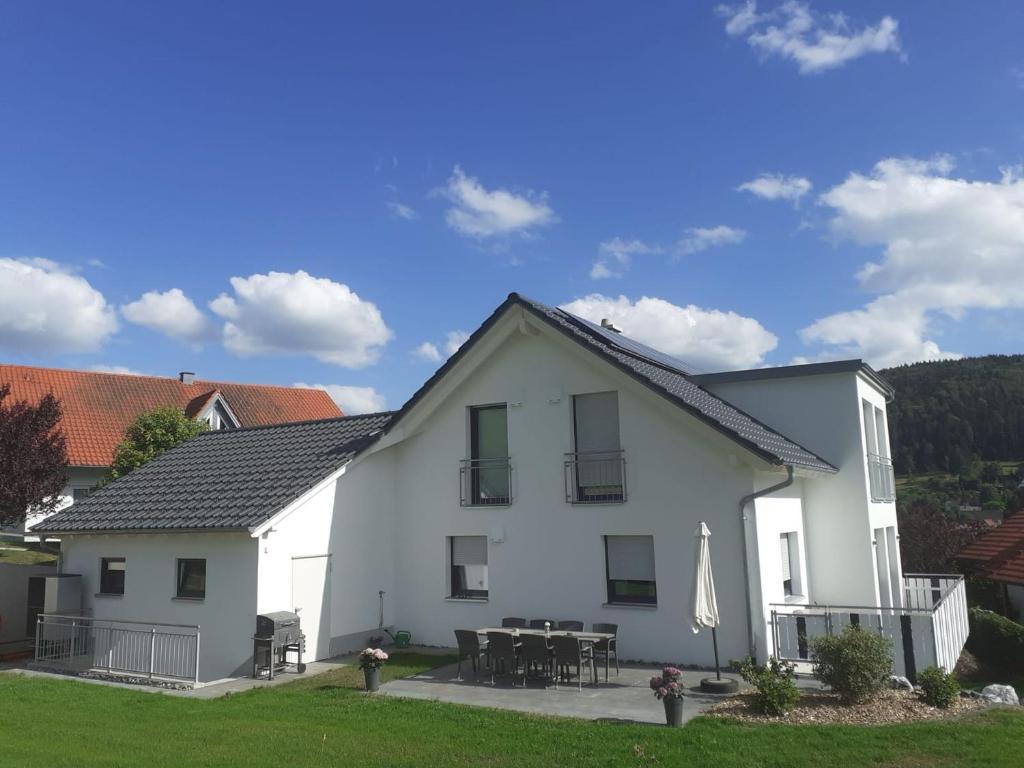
380;660;749;725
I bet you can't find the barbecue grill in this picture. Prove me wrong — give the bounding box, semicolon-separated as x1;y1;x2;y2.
253;611;306;679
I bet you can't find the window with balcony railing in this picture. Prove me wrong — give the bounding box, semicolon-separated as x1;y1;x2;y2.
459;457;512;506
867;452;896;502
564;449;626;503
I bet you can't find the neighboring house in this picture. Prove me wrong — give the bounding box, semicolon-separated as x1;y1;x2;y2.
1;365;342;537
32;294;969;683
957;512;1024;617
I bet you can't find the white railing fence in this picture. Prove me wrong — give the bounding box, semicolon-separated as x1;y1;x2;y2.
867;453;896;502
770;574;968;680
34;614;200;685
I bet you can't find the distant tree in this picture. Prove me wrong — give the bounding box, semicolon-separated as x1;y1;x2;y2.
0;384;68;527
111;407;206;479
897;498;985;573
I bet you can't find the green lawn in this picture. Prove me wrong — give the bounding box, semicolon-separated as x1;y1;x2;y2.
3;652;1023;767
0;542;57;565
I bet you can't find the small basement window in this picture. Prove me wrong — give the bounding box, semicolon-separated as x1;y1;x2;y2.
99;557;125;596
176;558;207;599
604;535;657;605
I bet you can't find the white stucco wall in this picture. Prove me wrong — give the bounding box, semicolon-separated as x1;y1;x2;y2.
705;370;896;608
59;532;258;681
371;313;778;666
256;450;397;660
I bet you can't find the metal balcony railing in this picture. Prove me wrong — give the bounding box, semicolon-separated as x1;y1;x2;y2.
867;452;896;502
459;457;512;506
34;614;201;685
564;449;626;504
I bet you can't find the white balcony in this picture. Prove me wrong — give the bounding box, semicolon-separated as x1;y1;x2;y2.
867;452;896;502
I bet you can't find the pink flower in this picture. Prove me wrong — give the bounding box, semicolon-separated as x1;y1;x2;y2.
649;676;664;691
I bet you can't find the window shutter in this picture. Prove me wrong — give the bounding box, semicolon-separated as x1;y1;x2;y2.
606;536;655;581
451;536;487;566
780;534;792;581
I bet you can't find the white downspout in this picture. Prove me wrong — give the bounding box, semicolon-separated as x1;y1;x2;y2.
739;466;794;661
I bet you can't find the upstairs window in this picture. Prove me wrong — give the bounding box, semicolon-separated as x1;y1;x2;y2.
71;488;92;504
99;557;125;596
449;536;488;599
467;404;510;505
570;392;624;503
604;535;657;605
176;558;206;599
863;400;895;502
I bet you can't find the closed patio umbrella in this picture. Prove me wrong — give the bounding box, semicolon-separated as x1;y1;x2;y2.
691;521;738;693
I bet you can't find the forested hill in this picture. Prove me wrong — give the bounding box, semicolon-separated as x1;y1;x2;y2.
882;355;1024;475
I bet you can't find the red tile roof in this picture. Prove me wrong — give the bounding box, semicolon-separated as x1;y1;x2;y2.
958;512;1024;586
0;364;343;467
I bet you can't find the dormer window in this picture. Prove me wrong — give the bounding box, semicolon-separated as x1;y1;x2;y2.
206;401;237;430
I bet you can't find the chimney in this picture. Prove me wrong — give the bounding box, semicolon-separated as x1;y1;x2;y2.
600;318;622;334
179;371;195;385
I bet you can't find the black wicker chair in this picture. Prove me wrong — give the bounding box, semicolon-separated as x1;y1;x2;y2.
454;629;489;680
551;634;595;691
486;631;522;685
590;623;619;681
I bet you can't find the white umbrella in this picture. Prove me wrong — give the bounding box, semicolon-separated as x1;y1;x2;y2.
691;521;724;681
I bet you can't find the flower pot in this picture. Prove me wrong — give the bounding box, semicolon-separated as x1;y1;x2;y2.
663;696;684;727
363;666;380;692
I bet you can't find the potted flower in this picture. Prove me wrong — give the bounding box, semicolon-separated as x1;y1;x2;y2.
359;648;389;692
650;667;686;726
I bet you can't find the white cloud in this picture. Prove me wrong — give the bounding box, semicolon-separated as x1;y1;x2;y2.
210;270;392;368
89;365;148;376
677;225;747;256
738;173;812;207
121;288;214;344
294;383;387;415
443;330;470;356
590;238;662;279
386;201;418;220
561;294;778;371
442;166;557;238
717;1;902;74
413;330;471;363
798;155;1024;366
413;341;441;363
0;258;118;354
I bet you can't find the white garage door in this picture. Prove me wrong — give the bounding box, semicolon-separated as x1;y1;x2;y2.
292;555;331;661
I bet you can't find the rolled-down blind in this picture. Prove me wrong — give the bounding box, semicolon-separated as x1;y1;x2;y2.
452;536;487;566
606;536;655;581
780;534;792;581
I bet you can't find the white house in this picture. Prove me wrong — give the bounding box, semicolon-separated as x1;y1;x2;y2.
32;293;969;684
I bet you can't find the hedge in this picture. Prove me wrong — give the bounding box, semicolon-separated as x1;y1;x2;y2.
966;608;1024;674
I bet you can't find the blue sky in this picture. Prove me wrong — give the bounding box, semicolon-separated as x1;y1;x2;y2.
3;1;1024;413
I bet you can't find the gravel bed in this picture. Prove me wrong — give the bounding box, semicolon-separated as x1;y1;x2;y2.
707;689;984;725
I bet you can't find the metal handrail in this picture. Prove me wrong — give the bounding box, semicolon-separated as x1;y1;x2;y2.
867;452;896;502
459;457;513;506
39;614;200;631
564;449;626;504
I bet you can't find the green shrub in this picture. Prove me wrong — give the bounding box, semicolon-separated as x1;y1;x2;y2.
730;656;800;716
917;665;960;708
967;608;1024;674
811;626;892;704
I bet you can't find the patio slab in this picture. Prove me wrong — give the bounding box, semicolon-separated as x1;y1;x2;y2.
380;660;749;725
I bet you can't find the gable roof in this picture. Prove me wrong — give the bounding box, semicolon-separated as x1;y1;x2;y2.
0;365;342;467
32;412;393;534
387;293;836;474
958;512;1024;585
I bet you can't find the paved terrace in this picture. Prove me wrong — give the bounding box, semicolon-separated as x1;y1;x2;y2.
380;660;751;725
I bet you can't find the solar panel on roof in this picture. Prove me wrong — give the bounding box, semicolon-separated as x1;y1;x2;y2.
559;310;701;375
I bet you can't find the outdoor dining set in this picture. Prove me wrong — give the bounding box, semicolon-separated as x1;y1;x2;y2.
453;619;619;690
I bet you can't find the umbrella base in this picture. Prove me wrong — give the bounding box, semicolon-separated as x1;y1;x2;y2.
700;677;739;694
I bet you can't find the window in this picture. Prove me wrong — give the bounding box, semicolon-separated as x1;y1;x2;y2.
780;532;801;597
206;401;237;430
71;488;92;503
175;558;206;599
467;405;510;505
100;557;126;595
863;399;895;502
604;535;657;605
449;536;488;599
570;392;624;503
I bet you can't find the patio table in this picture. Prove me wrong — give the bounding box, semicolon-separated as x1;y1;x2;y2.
476;628;615;685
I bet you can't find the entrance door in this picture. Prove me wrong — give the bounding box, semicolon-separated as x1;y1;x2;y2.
292;555;331;661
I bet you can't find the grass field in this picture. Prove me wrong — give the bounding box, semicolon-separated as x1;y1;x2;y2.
0;541;57;565
3;652;1024;767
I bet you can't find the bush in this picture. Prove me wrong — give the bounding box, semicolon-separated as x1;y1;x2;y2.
917;665;960;708
967;608;1024;674
811;626;893;704
730;656;800;716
